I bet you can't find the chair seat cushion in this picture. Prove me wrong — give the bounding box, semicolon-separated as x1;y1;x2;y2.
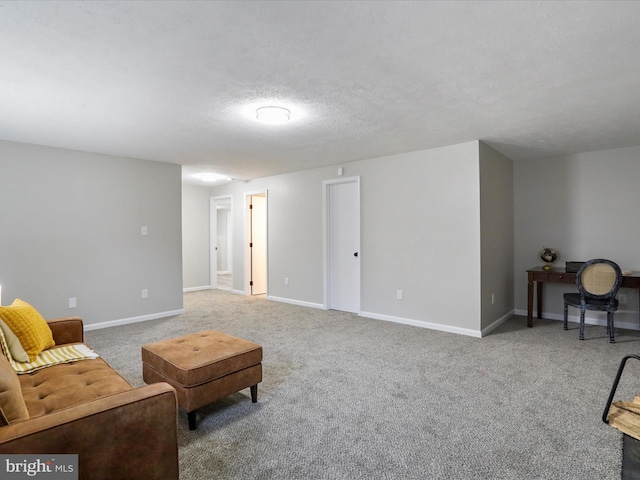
564;293;619;310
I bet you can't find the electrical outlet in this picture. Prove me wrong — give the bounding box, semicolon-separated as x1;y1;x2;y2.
68;297;77;309
142;289;149;299
284;277;289;286
619;294;627;305
396;290;403;300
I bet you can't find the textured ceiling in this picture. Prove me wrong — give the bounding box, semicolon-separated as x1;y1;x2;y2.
1;1;640;184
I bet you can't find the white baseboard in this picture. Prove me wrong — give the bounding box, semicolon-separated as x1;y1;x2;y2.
481;310;514;337
266;295;325;310
183;285;211;292
513;308;640;331
83;309;185;331
359;311;483;338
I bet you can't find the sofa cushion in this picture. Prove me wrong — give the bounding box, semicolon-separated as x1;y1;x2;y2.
0;319;30;362
19;357;133;418
0;299;55;362
0;353;29;425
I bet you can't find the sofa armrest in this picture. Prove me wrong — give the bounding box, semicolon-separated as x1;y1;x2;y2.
0;383;178;480
47;317;84;345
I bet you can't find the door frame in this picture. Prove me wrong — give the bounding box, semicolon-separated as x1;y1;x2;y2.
323;176;361;311
244;190;268;296
210;195;233;290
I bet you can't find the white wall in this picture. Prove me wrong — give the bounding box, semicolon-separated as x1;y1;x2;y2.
358;143;482;332
182;182;211;290
479;142;514;331
0;140;183;327
207;141;492;335
514;144;640;329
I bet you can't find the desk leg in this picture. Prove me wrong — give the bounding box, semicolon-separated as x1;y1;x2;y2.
537;281;543;319
527;280;534;327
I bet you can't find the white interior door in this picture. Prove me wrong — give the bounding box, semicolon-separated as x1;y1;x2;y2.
210;198;218;289
226;210;232;273
216;208;229;273
327;179;360;313
211;196;232;290
250;194;267;295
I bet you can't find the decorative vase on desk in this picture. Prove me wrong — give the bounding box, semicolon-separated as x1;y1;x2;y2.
538;247;559;270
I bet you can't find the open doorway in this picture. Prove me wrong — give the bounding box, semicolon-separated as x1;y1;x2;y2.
245;192;267;295
210;196;233;291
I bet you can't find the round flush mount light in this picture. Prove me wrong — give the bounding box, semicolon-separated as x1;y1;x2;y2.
197;173;232;183
256;106;291;124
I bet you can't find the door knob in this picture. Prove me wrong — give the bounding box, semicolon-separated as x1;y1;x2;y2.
354;252;358;257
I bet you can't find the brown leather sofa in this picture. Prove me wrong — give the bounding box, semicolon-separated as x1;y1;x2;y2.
0;317;179;480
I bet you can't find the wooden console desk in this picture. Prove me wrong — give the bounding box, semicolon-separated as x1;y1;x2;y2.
526;266;640;327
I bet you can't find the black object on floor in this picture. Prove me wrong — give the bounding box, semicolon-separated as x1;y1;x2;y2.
623;435;640;480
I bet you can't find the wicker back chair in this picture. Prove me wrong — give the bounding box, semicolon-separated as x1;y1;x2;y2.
563;259;622;343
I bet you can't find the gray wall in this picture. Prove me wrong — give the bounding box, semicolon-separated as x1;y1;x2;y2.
514;144;640;329
182;183;211;289
358;142;482;332
479;142;514;331
0;139;183;327
205;141;504;336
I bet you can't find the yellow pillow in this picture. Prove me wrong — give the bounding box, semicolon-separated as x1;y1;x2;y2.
0;299;55;362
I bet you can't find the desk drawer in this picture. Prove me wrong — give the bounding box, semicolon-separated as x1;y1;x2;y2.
549;273;575;284
530;272;549;281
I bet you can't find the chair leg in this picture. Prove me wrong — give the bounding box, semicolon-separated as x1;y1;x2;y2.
563;303;569;330
579;307;586;340
608;311;615;344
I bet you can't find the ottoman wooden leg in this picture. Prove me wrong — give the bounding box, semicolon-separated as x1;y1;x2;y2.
188;411;197;431
251;385;258;403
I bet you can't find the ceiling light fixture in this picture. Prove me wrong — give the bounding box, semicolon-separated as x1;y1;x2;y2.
197;173;232;183
256;106;291;124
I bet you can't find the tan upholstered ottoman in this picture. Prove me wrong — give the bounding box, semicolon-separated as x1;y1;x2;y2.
142;330;262;430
